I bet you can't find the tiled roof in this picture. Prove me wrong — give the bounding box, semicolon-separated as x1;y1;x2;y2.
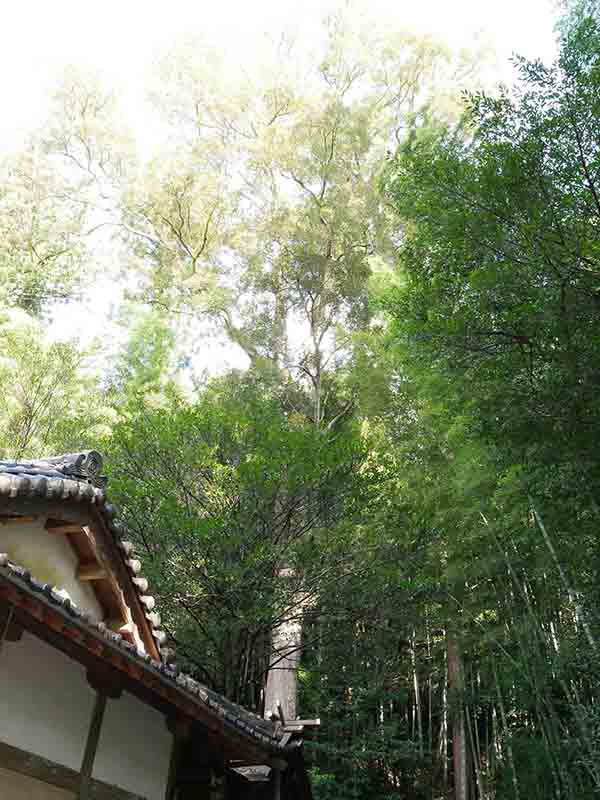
0;453;288;755
0;452;170;661
0;554;286;752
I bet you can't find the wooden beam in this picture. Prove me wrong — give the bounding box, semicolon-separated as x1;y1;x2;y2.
0;515;37;526
282;717;321;732
86;668;123;700
77;563;107;581
0;739;144;800
46;522;83;535
79;691;107;799
0;501;89;527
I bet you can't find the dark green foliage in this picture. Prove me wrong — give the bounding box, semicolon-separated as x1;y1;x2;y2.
385;20;600;472
376;11;600;799
104;373;365;706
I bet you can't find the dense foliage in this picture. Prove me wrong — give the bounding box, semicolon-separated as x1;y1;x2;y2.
104;375;365;706
378;11;600;799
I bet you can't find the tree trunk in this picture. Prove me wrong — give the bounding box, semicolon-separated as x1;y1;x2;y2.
272;278;288;368
439;644;449;791
493;662;520;800
264;572;303;722
448;631;468;800
411;629;424;758
264;614;302;722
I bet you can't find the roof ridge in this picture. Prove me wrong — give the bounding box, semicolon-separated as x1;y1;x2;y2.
0;451;106;487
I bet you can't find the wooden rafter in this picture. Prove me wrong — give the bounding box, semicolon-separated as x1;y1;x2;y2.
45;521;83;535
77;563;107;581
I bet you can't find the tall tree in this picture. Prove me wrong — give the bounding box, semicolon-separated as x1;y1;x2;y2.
104;374;365;709
124;12;489;424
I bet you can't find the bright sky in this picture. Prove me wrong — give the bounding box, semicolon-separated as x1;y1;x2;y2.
1;0;562;375
1;0;559;152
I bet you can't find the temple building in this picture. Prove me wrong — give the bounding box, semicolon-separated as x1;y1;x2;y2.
0;452;312;800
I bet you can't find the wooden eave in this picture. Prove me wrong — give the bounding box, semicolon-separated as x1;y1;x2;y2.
0;561;289;767
0;497;160;661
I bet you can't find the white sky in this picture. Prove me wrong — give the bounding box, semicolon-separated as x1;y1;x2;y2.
0;0;562;376
1;0;559;152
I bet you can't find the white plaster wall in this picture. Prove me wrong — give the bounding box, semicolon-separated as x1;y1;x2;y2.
93;690;172;800
0;517;103;621
0;632;95;771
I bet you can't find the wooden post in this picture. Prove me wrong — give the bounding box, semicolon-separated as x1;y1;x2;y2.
164;737;179;800
272;767;281;800
0;602;12;658
0;603;20;656
165;736;181;800
79;692;107;800
79;671;122;800
165;717;191;800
